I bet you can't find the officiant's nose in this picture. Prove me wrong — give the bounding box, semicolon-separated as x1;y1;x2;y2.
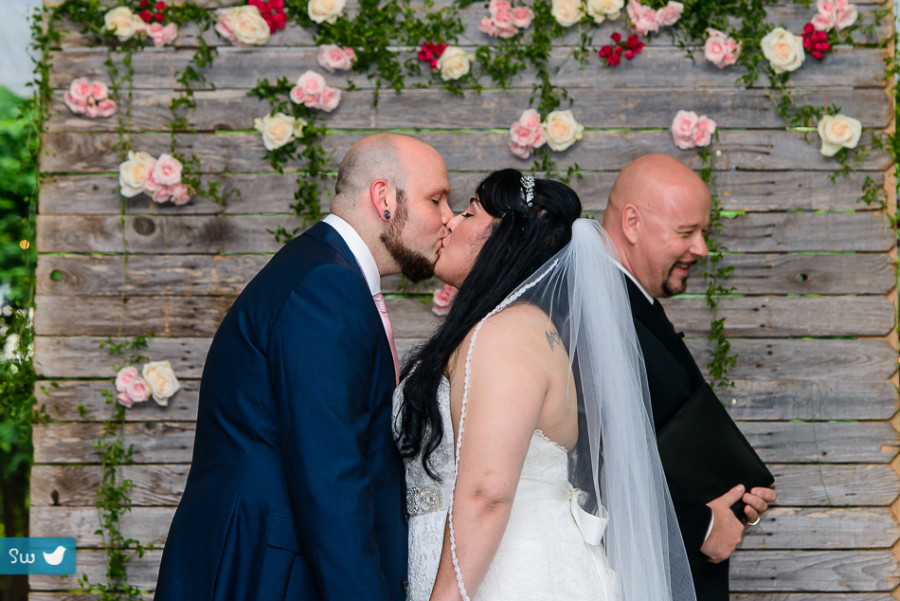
689;230;709;260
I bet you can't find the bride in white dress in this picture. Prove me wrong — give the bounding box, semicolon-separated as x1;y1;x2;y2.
394;170;695;601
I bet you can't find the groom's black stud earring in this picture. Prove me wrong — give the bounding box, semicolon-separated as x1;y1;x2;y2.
383;210;391;220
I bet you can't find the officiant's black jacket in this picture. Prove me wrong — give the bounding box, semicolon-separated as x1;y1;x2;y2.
626;278;730;601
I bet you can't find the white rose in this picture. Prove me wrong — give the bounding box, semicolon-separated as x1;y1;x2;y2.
119;151;156;198
104;6;144;42
542;110;584;152
142;360;180;406
226;6;270;45
552;0;584;27
308;0;346;24
817;114;862;157
760;26;805;73
436;46;475;82
254;112;306;151
586;0;623;24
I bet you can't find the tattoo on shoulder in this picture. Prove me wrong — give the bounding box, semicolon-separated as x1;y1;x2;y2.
545;330;561;350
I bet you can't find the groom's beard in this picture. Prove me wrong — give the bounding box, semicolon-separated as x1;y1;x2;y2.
381;190;436;283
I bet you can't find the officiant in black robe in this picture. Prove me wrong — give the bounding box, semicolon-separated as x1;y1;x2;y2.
603;154;776;601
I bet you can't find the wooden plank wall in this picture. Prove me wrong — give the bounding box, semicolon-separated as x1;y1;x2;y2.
30;0;899;598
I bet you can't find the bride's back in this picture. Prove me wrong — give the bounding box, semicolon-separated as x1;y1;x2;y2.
445;302;578;452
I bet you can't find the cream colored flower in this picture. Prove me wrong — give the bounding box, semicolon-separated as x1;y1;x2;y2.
119;151;156;198
552;0;584;26
586;0;623;24
760;26;805;73
226;5;271;45
817;114;862;156
254;113;306;151
436;46;475;81
308;0;346;24
104;6;145;42
142;360;180;406
542;110;584;152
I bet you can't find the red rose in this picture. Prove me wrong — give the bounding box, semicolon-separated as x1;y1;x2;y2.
614;46;622;54
598;45;612;58
803;22;814;35
155;1;165;9
430;58;439;70
608;53;621;66
139;0;148;7
803;36;813;50
634;41;645;53
435;42;448;55
154;11;164;21
140;9;152;21
626;34;640;49
611;31;621;43
625;50;634;60
812;50;824;59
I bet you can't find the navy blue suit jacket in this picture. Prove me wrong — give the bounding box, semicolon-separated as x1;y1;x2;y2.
154;222;408;601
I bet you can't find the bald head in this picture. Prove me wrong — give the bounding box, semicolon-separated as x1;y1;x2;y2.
329;133;451;280
603;154;711;298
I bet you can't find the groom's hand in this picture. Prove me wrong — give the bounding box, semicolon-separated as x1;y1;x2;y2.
700;485;746;564
743;487;776;524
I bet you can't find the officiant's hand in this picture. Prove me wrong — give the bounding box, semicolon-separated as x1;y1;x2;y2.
743;487;776;524
700;485;746;564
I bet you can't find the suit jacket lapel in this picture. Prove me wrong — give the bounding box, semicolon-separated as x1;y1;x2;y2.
625;278;702;381
305;221;366;281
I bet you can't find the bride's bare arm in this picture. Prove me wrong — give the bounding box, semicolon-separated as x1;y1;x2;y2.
428;305;563;601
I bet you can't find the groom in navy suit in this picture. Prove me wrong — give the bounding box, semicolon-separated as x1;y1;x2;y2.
154;133;452;601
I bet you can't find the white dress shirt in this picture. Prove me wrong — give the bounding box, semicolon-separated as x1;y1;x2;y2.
322;214;381;295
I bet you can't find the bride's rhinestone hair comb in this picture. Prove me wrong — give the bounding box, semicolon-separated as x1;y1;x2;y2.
520;175;535;207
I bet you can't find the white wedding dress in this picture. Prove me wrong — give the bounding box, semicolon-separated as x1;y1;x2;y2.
393;376;618;601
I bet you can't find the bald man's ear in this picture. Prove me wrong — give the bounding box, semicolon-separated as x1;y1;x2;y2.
621;204;640;245
369;179;392;222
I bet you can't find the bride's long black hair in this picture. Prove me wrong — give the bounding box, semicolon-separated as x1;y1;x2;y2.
395;168;582;479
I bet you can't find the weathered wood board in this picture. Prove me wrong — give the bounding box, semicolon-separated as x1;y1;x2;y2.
32;0;898;598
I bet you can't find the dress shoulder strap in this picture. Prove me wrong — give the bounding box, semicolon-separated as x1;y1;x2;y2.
446;260;558;601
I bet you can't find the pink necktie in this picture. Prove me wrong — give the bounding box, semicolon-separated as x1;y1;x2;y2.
373;292;399;383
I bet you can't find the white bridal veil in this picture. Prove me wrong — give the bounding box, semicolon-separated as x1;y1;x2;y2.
449;218;696;601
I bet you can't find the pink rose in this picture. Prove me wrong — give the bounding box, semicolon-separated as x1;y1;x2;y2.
693;116;716;147
117;391;134;408
85;96;100;118
317;44;355;72
510;6;534;28
519;108;542;130
289;85;306;105
90;80;109;100
509;140;532;159
162;23;178;44
96;99;118;118
297;70;327;96
126;376;151;403
627;0;659;36
64;93;87;115
432;284;458;316
304;93;323;110
510;121;537;147
320;86;341;112
143;166;162;193
835;3;857;30
479;16;498;36
115;365;139;392
69;78;91;102
152;153;183;186
655;1;683;27
671;110;699;150
170;183;192;205
493;10;513;29
490;0;512;16
704;35;726;65
152;187;172;204
811;11;835;31
497;25;518;38
532;125;546;148
215;13;236;43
